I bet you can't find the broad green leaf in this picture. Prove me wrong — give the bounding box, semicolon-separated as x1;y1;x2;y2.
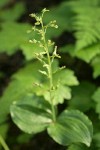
20;42;44;60
91;55;100;78
68;143;89;150
0;60;56;123
53;68;79;86
0;59;78;123
0;2;25;21
10;95;52;134
13;61;42;82
13;94;51;114
68;82;96;112
0;22;46;60
0;61;43;123
47;110;93;147
0;22;31;54
92;87;100;117
75;44;100;63
68;142;98;150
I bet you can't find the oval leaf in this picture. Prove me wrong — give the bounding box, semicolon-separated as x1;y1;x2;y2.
47;110;93;147
68;143;89;150
10;96;52;134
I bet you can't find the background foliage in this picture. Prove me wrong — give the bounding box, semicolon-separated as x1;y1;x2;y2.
0;0;100;149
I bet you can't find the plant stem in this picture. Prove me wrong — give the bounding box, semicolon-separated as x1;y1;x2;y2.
41;21;56;122
0;135;10;150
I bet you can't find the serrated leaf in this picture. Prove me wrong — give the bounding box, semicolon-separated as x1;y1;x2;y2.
53;68;79;86
52;85;71;105
44;85;71;105
10;95;52;134
29;61;77;105
58;0;100;65
68;81;96;112
31;82;71;105
47;110;93;147
0;2;25;21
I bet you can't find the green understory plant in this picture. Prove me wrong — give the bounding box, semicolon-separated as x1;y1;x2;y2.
10;9;93;148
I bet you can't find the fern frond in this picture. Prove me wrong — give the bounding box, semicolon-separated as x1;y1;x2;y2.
69;0;100;50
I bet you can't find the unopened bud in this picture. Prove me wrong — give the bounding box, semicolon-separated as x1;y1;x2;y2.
30;13;36;18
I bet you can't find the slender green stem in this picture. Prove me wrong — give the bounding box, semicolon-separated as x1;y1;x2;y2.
41;21;56;122
0;135;10;150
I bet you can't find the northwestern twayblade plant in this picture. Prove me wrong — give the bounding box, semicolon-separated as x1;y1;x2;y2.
10;8;93;148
